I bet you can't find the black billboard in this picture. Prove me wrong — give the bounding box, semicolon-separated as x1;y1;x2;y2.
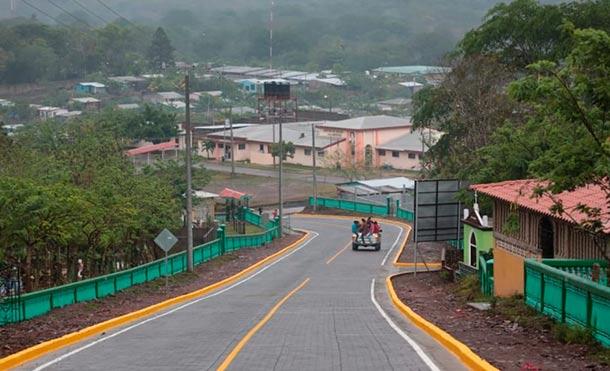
414;179;467;242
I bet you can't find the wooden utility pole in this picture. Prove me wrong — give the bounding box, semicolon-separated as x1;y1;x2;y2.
312;123;317;211
184;72;194;272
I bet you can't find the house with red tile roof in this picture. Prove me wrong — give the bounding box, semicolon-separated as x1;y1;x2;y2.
471;179;609;296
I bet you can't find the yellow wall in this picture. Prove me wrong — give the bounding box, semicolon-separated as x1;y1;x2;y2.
494;245;525;297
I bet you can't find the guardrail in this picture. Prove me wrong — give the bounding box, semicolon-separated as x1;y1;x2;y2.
309;196;390;216
524;259;610;347
396;207;414;222
0;217;281;326
478;256;494;296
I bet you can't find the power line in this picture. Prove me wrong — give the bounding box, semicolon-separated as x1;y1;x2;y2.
46;0;92;29
71;0;110;25
95;0;146;34
21;0;77;29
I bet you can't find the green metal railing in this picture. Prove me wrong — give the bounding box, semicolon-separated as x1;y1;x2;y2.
309;196;390;216
524;259;610;347
396;207;414;222
479;255;494;296
0;217;281;326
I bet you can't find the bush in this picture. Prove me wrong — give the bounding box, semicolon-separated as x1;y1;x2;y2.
455;273;489;302
552;323;597;346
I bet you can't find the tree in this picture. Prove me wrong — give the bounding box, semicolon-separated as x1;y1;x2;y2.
474;27;610;259
202;140;215;158
412;55;519;179
0;118;183;290
148;27;175;71
323;149;369;181
270;141;295;161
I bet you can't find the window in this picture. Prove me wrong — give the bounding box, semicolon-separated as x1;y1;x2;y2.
469;232;477;267
304;148;312;156
259;144;265;153
364;145;373;167
218;143;224;148
408;153;416;159
238;143;246;150
392;151;399;158
378;149;386;156
267;145;272;153
317;150;325;157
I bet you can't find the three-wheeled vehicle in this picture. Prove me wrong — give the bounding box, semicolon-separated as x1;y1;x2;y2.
352;232;381;251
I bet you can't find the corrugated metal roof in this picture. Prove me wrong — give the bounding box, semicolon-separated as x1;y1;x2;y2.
126;141;178;156
207;122;342;149
219;188;248;199
377;129;442;152
358;177;415;190
320;115;412;130
472;179;610;234
373;66;451;75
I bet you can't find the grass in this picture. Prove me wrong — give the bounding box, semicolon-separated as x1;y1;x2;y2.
224;222;265;236
491;294;610;362
454;274;492;303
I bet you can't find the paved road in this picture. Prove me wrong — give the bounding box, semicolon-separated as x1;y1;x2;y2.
20;216;464;371
200;161;348;184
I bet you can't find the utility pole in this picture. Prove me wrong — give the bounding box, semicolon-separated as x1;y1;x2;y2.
312;123;317;211
278;114;284;235
272;113;276;168
184;71;194;272
227;110;234;177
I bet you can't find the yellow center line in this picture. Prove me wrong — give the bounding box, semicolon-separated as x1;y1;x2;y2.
326;241;352;265
217;277;311;371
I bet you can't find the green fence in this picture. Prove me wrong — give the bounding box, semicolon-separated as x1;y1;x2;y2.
479;255;494;296
396;207;414;222
309;197;389;216
0;217;281;326
524;259;610;347
242;208;262;226
309;196;419;222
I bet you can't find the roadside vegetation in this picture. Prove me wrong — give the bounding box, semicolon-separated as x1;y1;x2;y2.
0;109;209;292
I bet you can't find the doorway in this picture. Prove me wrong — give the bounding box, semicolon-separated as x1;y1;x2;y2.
539;217;555;258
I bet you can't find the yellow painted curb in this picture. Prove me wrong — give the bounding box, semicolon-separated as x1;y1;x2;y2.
0;231;311;370
386;274;498;371
296;213;442;268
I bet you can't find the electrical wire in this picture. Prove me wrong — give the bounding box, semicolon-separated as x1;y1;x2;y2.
71;0;110;25
95;0;147;35
21;0;81;30
46;0;92;29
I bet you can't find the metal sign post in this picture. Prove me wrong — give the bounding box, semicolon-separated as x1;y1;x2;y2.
154;229;178;290
413;179;467;275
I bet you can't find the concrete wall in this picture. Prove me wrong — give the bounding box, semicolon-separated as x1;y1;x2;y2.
463;224;494;268
316;126;412;167
200;139;342;167
494;245;525;297
376;149;422;170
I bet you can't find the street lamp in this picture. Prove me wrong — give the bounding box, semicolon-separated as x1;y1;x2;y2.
324;95;332;113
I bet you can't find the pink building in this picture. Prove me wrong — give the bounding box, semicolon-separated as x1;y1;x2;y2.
199;116;436;170
316;115;413;168
201;123;344;167
375;129;441;170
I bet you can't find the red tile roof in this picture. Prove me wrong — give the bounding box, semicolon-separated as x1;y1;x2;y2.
219;188;248;200
471;179;610;234
126;141;178;157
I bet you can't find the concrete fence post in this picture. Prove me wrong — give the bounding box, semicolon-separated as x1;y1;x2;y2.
218;224;226;255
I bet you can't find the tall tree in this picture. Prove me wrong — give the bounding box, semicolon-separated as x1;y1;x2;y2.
148;27;175;71
412;55;519;179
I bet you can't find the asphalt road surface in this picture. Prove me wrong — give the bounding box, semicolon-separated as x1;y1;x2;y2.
20;216;465;371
